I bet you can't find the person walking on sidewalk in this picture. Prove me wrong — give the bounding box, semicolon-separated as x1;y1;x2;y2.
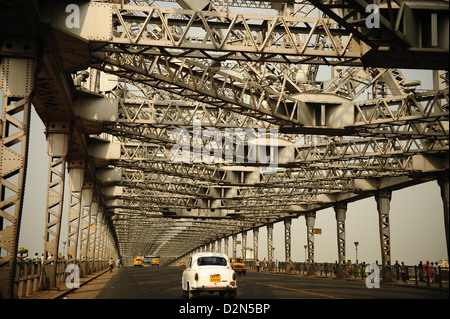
109;257;115;273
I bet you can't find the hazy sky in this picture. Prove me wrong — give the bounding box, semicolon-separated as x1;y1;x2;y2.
7;69;448;266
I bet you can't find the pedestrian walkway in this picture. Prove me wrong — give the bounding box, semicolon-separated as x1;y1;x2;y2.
22;268;111;299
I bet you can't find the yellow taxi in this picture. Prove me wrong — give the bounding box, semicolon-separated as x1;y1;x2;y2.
229;257;246;275
132;257;144;267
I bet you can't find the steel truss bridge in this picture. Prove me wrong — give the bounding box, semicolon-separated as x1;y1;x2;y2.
0;0;448;298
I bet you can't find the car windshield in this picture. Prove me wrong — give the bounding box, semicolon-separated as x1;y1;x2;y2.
197;257;227;266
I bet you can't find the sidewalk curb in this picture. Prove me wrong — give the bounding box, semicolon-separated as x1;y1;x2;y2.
54;269;111;299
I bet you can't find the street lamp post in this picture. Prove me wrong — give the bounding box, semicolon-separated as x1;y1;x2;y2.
354;241;359;263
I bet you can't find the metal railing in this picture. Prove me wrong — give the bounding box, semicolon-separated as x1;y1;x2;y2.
14;259;109;299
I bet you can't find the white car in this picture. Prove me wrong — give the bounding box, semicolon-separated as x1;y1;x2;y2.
182;252;237;299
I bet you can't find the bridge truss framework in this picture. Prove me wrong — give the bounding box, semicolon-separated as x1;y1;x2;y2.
0;0;449;298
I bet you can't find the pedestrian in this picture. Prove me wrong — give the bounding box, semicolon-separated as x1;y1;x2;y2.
434;262;440;283
424;261;431;283
361;262;367;279
394;260;400;281
400;262;407;283
116;257;122;268
418;261;423;281
431;262;436;283
256;259;260;272
33;253;40;263
340;260;346;278
109;257;114;273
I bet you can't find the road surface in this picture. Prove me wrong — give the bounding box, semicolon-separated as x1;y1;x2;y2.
63;266;448;299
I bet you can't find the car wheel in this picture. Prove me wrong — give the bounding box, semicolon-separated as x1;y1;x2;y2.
187;284;197;299
182;288;188;298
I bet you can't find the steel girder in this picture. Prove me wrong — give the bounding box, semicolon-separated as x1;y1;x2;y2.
307;0;449;69
0;54;36;299
0;0;448;281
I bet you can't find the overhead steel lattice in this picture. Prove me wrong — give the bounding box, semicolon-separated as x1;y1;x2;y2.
0;0;448;294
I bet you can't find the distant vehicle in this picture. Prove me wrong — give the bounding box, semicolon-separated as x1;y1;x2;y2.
151;257;160;266
144;256;160;266
182;252;237;299
229;257;246;275
133;257;144;267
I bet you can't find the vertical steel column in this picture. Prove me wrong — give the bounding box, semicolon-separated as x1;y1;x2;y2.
104;232;111;259
267;223;274;268
43;121;70;260
216;240;220;252
66;159;85;260
334;203;347;264
438;172;449;255
97;211;105;261
42;121;70;288
375;190;392;281
242;230;247;261
89;199;100;269
79;180;94;268
253;227;259;264
284;218;292;264
232;233;237;257
87;197;98;271
224;236;229;256
305;212;316;263
0;45;36;299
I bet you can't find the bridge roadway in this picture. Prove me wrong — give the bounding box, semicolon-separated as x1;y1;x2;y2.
54;266;447;300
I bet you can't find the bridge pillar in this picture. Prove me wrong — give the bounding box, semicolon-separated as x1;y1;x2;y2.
253;227;259;265
215;240;219;252
375;190;392;281
305;212;316;264
334;203;347;264
232;233;238;257
267;223;274;270
242;230;247;261
97;211;106;261
102;217;110;260
437;172;449;254
224;236;229;256
0;42;36;298
42;120;70;288
284;218;292;266
80;180;94;274
66;159;86;260
89;198;99;271
93;206;103;263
